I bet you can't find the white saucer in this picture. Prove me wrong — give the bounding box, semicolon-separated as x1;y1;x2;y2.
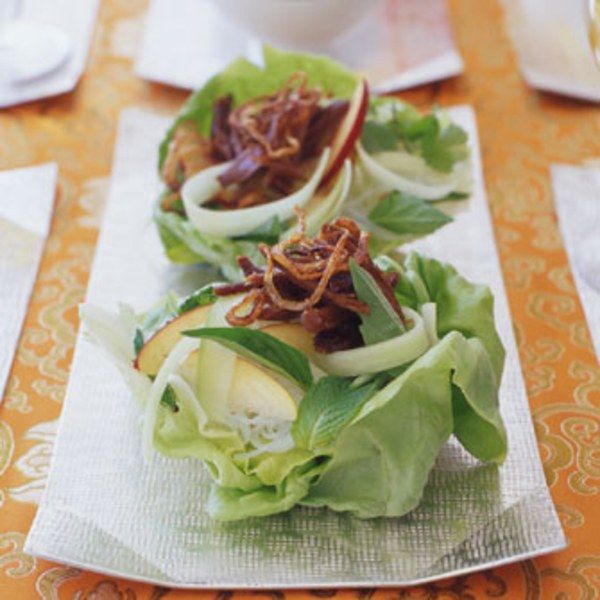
0;20;72;84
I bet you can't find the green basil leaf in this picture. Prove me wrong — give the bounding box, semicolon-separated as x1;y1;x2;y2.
182;326;314;390
368;191;452;235
360;120;399;153
178;284;217;314
349;259;406;345
292;376;381;451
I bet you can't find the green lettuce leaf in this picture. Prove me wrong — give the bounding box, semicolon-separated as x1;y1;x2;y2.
234;215;282;245
207;460;325;521
154;202;263;280
401;252;505;381
303;331;507;518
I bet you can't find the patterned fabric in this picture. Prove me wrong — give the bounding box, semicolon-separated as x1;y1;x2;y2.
0;0;598;597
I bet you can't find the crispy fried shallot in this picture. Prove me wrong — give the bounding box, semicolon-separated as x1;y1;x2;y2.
215;213;405;353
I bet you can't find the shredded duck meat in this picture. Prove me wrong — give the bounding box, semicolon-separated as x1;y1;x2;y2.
161;73;349;213
215;213;405;353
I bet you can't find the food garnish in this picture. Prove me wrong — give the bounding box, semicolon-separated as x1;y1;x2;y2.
216;211;404;353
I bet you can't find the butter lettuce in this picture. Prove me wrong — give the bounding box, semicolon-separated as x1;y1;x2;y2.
158;45;358;168
83;252;507;522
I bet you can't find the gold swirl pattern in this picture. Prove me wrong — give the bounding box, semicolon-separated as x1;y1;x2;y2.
0;0;599;596
555;504;585;529
36;566;82;599
3;375;32;414
569;360;600;407
521;337;563;397
0;420;14;477
548;266;576;294
527;292;576;332
7;420;57;505
540;556;600;600
0;532;36;578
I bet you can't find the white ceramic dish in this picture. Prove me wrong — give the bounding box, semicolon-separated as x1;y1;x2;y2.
211;0;384;49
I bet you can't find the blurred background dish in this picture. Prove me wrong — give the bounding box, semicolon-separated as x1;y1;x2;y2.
211;0;384;50
0;0;72;83
590;0;600;66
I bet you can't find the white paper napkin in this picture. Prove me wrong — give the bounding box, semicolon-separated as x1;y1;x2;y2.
24;107;564;588
551;164;600;360
136;0;463;94
0;163;57;400
0;0;99;109
501;0;600;102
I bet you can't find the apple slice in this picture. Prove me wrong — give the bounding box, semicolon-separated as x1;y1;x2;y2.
229;358;297;421
259;322;316;357
321;78;369;185
135;305;211;375
178;350;297;421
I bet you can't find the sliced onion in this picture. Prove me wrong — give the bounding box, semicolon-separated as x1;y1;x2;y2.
312;307;430;377
182;148;330;238
420;302;438;345
142;336;199;459
374;150;472;193
357;143;458;200
168;374;209;430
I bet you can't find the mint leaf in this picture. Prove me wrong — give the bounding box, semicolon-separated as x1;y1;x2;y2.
364;100;469;174
292;376;380;451
361;120;399;153
233;215;282;245
178;285;217;314
349;259;406;345
441;191;469;201
421;123;468;173
160;384;179;412
369;192;452;235
182;326;313;390
133;328;144;356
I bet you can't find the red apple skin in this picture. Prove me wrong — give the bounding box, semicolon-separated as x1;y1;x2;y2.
133;304;211;375
321;79;369;186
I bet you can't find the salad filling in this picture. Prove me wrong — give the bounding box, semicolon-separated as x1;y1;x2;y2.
162;73;350;213
216;211;405;353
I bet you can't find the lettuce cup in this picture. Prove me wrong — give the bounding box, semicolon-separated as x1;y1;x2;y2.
155;47;472;279
83;214;507;521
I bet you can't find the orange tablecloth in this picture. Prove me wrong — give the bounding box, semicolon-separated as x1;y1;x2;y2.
0;0;598;597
